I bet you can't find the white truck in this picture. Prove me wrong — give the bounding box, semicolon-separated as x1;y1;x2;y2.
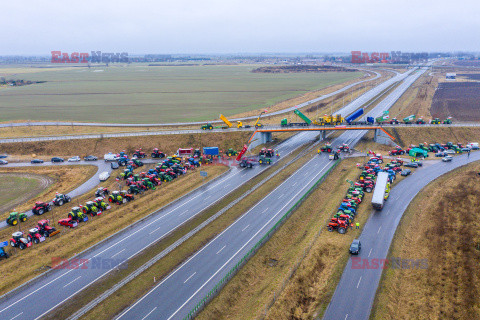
371;172;390;210
104;152;118;162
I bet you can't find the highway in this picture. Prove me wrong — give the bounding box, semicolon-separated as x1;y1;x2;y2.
114;67;429;320
0;129;319;320
323;151;480;320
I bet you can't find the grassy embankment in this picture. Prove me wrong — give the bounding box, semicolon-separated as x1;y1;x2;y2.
372;161;480;320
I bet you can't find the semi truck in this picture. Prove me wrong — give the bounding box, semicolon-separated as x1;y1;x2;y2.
203;147;219;156
345;108;364;124
403;115;416;124
281;109;312;127
371;172;390;210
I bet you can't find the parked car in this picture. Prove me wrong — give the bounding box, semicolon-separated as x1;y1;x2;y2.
111;162;119;169
404;162;419;168
461;147;471;152
104;153;118;162
84;155;98;161
0;159;7;165
467;142;479;150
445;149;455;154
51;157;64;163
349;239;361;255
31;159;44;164
442;156;453;162
68;156;81;162
99;171;110;181
401;169;412;176
435;151;447;157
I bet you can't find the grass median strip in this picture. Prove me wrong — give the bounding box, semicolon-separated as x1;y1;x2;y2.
43;138;320;320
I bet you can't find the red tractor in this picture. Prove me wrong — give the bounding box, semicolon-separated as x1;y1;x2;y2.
259;148;274;157
37;219;60;237
32;201;52;215
239;158;255;168
151;148;166;159
9;232;32;250
132;148;146;158
321;144;333;153
337;143;350;152
327;218;349;234
355;180;374;193
27;227;46;244
389;146;405;156
389;118;400;124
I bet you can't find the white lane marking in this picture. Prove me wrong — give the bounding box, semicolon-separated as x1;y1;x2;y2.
242;224;250;232
224;183;230;189
111;249;125;259
63;276;81;288
356;276;362;289
262;207;269;213
292;182;297;187
279;193;284;199
368;248;373;257
160;161;334;320
204;195;211;200
377;226;382;234
344;314;349;320
184;272;196;284
9;312;23;320
141;307;157;320
216;245;226;255
179;209;189;216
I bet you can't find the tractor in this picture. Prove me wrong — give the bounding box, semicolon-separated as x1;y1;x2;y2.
53;193;71;206
188;158;200;168
9;232;32;250
355;180;374;193
58;218;78;228
259;148;274;157
327;218;349;234
258;155;271;165
6;212;27;226
443;117;452;124
239;158;255;168
82;201;100;216
68;207;88;222
142;178;156;190
389;146;405;156
120;190;135;202
109;191;126;204
201;123;214;130
32;201;51;215
430;118;441;124
27;227;46;244
129;184;143;195
37;219;60;237
151;148;166;158
132;148;146;158
321;143;333;153
95;187;109;198
226;148;238;157
0;247;8;260
118;157;129;166
416;118;426;124
389;118;400;124
337;144;350;152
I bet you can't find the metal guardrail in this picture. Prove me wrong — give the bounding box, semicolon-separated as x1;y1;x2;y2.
183;159;341;320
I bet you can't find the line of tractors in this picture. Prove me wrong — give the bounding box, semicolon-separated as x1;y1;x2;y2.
327;152;405;234
3;151;205;255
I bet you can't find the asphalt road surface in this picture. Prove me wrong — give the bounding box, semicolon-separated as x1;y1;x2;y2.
323;151;480;320
0;130;318;320
114;68;429;320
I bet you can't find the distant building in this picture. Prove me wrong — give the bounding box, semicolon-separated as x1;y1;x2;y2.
446;73;456;80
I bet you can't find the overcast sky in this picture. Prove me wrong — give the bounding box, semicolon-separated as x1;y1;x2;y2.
1;0;479;55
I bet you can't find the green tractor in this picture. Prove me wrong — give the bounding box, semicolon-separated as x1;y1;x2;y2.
226;148;238;157
201;123;214;130
258;155;271;165
443;117;452;124
321;143;333;153
430;118;441;124
82;201;100;216
142;178;156;190
68;207;88;222
6;212;28;226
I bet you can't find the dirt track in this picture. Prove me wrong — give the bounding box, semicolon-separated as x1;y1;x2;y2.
0;173;53;213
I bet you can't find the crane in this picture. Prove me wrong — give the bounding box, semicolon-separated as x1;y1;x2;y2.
254;110;266;128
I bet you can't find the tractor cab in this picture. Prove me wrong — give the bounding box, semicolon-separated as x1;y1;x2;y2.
11;231;23;242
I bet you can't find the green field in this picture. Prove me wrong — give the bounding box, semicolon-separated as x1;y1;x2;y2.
0;174;43;213
0;65;361;123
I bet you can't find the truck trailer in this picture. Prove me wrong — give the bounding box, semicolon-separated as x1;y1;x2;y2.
371;172;390;210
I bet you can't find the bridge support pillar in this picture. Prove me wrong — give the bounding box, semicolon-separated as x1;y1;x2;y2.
374;129;396;146
319;130;326;140
250;132;272;149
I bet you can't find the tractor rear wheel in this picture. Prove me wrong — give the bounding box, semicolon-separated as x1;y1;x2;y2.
327;226;334;232
338;227;347;234
12;219;18;226
19;243;26;250
21;217;27;222
58;200;64;206
365;187;372;193
33;237;39;244
38;209;44;215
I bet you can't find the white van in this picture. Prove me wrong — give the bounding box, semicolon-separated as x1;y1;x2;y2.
468;142;479;150
99;171;110;181
104;153;118;162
